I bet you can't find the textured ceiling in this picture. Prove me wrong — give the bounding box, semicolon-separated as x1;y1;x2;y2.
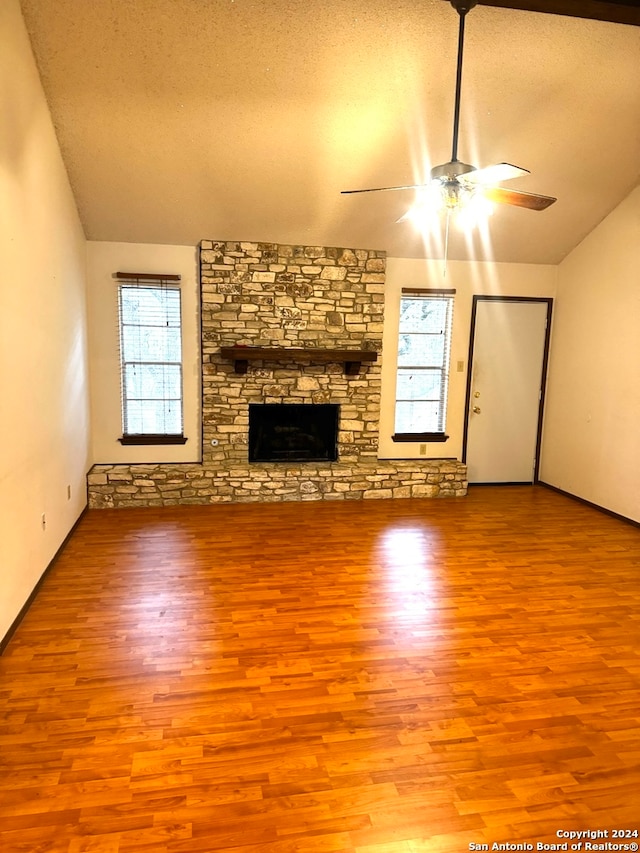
19;0;640;263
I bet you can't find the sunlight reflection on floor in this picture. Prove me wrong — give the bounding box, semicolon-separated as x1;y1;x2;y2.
376;526;441;622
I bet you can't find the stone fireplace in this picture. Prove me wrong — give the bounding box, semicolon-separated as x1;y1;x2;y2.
87;240;467;507
200;241;385;466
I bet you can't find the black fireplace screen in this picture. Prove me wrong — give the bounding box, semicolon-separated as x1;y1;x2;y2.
248;403;339;463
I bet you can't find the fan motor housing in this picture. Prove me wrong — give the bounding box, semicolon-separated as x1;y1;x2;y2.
431;161;476;181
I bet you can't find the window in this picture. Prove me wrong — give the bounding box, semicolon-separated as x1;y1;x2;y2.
116;272;187;445
393;289;455;441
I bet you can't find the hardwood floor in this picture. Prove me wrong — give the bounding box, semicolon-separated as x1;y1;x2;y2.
1;486;639;852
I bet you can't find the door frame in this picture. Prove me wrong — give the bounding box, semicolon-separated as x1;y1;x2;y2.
462;295;554;484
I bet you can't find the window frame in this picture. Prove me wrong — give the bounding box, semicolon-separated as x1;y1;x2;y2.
392;288;455;443
116;272;188;446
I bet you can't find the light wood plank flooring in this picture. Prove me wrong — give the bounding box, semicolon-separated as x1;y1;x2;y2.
1;486;639;852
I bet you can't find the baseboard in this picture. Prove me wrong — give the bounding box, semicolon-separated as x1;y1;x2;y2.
468;481;533;487
0;507;88;655
538;481;639;529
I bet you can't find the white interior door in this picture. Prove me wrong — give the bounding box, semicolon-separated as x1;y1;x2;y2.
465;299;549;484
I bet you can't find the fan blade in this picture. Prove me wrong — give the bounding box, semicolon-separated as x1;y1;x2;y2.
341;182;428;194
462;163;530;185
484;186;557;210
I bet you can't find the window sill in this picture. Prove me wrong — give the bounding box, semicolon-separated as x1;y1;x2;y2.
392;433;449;443
119;434;188;446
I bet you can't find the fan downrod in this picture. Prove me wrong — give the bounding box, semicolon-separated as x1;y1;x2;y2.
448;0;478;163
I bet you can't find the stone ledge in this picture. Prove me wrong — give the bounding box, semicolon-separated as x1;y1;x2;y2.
87;460;468;508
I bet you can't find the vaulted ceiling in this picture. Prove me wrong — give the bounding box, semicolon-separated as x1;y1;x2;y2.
20;0;640;264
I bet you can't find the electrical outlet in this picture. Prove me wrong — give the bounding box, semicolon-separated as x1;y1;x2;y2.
41;513;46;530
420;444;427;456
457;360;464;372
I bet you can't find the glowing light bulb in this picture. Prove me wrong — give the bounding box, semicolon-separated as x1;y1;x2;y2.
455;192;495;229
402;180;495;231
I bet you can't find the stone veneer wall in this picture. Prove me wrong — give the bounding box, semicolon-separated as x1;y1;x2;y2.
87;240;467;507
201;240;385;464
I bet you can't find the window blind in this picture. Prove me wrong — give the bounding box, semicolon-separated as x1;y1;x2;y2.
116;272;186;443
393;290;455;438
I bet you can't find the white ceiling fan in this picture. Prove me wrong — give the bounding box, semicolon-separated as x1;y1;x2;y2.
341;0;557;216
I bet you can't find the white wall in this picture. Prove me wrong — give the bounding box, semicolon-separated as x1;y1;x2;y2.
379;257;557;459
86;242;201;463
0;1;90;641
540;187;640;523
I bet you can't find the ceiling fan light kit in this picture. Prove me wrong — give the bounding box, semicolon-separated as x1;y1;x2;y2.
341;0;557;229
402;184;495;232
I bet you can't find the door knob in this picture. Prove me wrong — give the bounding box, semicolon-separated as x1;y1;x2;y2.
473;406;481;414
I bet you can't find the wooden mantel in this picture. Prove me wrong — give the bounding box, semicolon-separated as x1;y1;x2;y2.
220;346;378;376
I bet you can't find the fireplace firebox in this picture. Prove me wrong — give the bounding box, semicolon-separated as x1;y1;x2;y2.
248;403;339;463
